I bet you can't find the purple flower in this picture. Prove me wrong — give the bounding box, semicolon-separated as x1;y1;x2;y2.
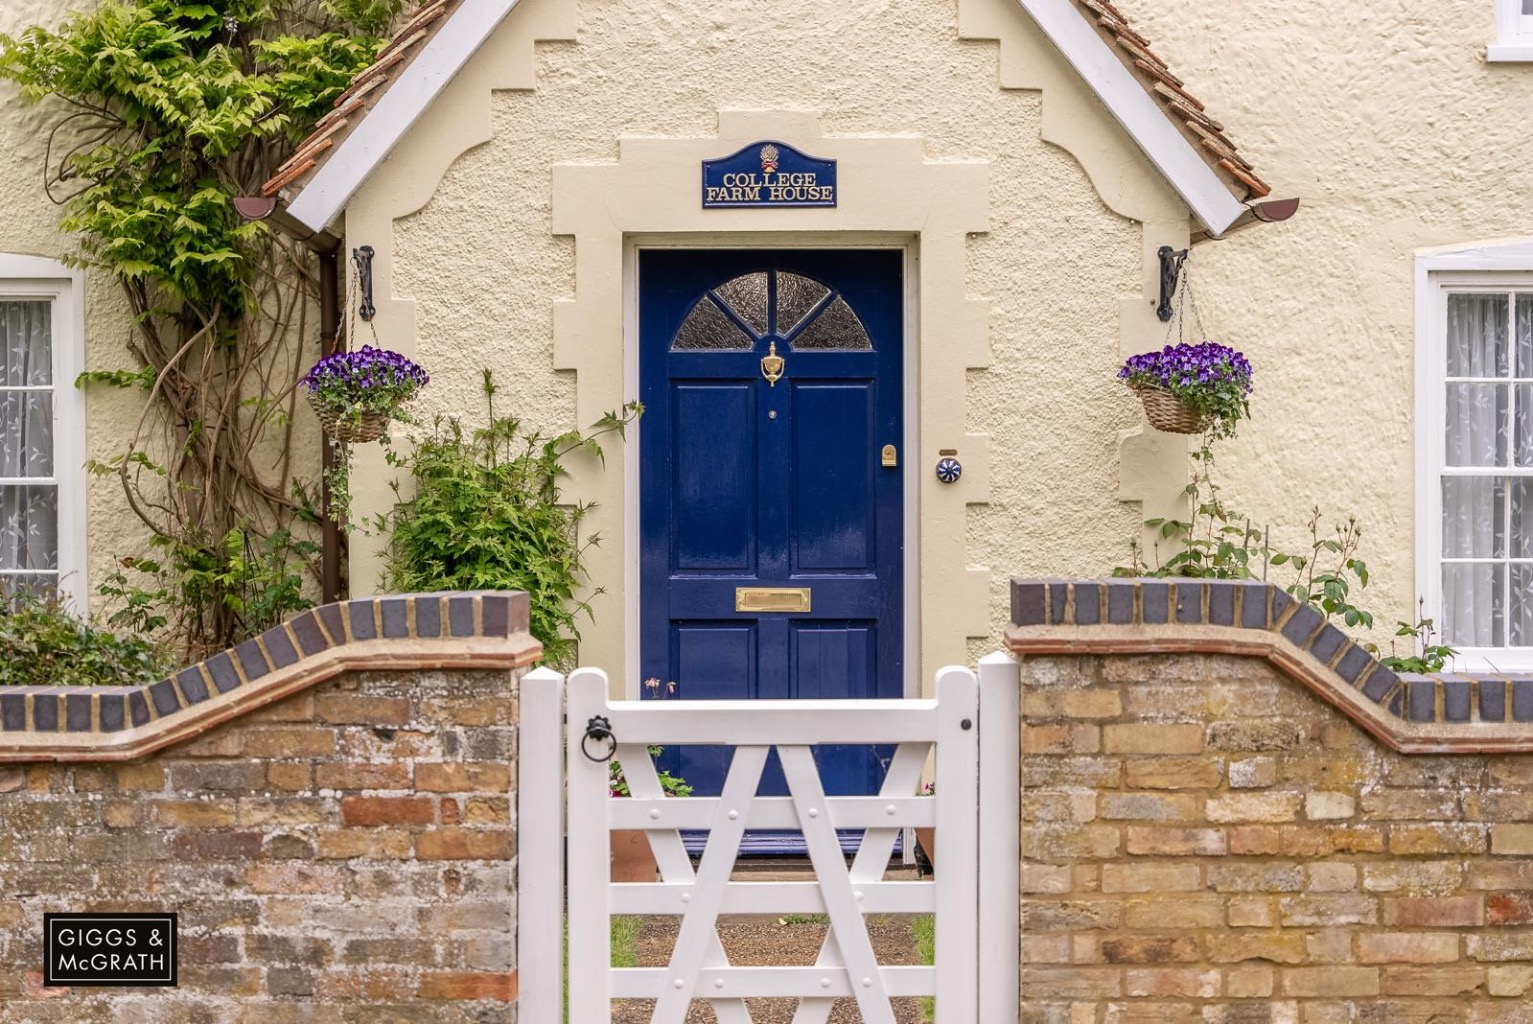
303;345;428;421
1120;341;1253;438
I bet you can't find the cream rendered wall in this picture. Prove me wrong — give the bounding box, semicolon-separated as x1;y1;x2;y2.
1127;0;1533;642
354;0;1197;687
0;0;149;611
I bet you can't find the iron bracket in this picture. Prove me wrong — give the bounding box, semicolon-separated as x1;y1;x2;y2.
352;245;376;322
1156;245;1189;323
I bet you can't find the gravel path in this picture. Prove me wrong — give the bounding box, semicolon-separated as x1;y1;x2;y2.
611;912;930;1024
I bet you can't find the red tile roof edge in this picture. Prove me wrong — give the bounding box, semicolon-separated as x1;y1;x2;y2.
262;0;463;200
1074;0;1271;201
266;0;1277;214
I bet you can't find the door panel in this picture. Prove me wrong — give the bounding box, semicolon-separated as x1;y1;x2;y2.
792;620;876;700
792;381;876;572
673;622;756;699
640;249;904;828
671;382;756;572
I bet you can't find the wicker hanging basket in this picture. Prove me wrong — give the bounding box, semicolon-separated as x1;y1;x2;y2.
1131;384;1208;435
308;391;391;444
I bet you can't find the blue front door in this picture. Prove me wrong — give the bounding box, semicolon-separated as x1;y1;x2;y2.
639;249;905;818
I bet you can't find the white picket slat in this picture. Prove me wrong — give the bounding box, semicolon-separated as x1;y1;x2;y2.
612;742;702;883
791;740;931;1024
515;667;565;1023
609;794;936;830
933;665;980;1023
610;879;937;915
978;652;1022;1023
601;700;939;743
566;668;615;1024
779;744;897;1024
653;745;770;1024
611;965;938;999
614;740;753;1024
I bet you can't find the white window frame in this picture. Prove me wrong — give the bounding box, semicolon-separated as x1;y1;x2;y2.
1415;239;1533;671
0;254;87;612
1489;0;1533;61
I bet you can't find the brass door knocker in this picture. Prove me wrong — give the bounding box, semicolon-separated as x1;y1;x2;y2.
760;341;785;386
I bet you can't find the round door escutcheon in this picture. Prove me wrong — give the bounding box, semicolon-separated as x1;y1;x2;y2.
935;457;962;484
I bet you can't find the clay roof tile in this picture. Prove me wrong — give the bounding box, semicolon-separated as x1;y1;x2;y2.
1071;0;1270;203
262;0;466;200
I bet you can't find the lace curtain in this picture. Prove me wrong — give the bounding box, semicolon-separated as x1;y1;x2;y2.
1442;293;1533;647
0;300;56;596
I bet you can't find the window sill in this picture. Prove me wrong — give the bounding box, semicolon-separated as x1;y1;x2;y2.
1487;41;1533;62
1445;649;1533;673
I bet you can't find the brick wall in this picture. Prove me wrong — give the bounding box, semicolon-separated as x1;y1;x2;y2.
0;593;537;1023
1012;580;1533;1024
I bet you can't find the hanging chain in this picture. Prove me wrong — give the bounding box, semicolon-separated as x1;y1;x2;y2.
1183;259;1209;343
341;257;381;354
1161;253;1209;348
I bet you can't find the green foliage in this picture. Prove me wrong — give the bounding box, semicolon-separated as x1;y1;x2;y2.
1116;443;1376;631
608;915;643;970
1380;601;1458;673
382;371;640;671
75;367;157;390
99;526;316;662
0;0;408;655
0;593;171;687
0;0;392;320
912;914;935;1022
608;746;692;798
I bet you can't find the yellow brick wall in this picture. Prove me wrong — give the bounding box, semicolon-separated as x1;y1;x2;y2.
1020;652;1533;1022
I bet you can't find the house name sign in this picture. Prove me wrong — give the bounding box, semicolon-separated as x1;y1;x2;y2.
702;141;837;209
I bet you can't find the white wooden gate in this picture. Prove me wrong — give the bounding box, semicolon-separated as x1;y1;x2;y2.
518;655;1021;1023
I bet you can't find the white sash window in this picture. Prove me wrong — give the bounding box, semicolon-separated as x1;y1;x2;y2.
0;257;85;610
1418;245;1533;669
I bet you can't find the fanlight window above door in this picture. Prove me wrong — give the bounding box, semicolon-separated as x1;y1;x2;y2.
671;270;873;351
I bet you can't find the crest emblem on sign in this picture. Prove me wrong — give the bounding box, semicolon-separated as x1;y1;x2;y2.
702;140;836;208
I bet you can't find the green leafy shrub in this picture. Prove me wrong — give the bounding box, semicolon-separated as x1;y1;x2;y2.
1117;443;1375;631
0;595;171;687
1379;604;1457;673
383;371;640;670
99;527;317;664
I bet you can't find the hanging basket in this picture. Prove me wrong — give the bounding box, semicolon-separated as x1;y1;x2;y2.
1131;384;1208;435
308;391;391;444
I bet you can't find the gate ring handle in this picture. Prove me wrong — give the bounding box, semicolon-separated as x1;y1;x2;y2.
581;715;618;763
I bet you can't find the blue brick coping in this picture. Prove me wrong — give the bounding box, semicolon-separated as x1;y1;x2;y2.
1008;579;1533;754
0;592;539;762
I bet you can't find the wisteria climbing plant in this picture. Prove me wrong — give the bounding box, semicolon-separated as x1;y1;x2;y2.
0;1;409;659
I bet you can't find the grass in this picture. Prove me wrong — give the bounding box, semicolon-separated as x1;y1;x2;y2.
911;914;935;1023
564;915;645;1021
611;915;644;968
775;913;829;926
